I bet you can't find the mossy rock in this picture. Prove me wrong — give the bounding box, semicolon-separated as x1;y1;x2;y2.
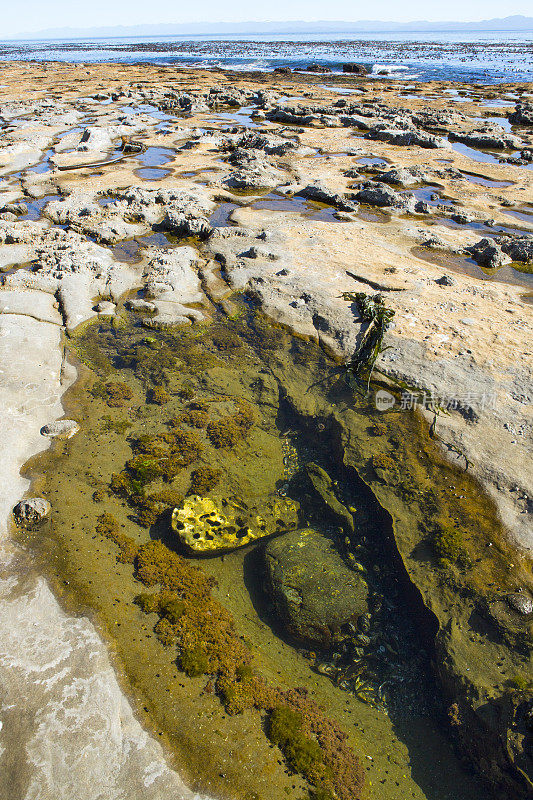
264;528;368;647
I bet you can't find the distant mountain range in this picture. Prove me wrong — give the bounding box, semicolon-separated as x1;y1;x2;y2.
8;15;533;41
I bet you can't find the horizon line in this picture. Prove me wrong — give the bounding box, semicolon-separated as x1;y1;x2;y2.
5;15;533;40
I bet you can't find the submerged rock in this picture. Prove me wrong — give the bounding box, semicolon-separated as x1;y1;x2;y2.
13;497;51;526
303;462;355;533
264;528;368;647
171;494;299;554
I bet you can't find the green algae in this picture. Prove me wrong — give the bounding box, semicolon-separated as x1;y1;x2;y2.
17;301;518;800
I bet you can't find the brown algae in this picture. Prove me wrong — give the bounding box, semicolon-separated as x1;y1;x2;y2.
17;303;530;800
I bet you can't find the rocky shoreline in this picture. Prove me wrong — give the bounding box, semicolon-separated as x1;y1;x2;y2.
0;60;531;799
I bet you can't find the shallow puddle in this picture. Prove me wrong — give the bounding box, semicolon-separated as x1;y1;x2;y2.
356;205;391;224
19;193;61;221
473;115;513;132
25;147;55;174
134;166;173;181
412;246;533;290
318;86;361;94
209;202;240;227
210;107;260;129
407;187;455;207
311;151;350;159
250;192;345;222
137;231;177;249
479;99;515;108
432;215;531;239
459;170;514;188
356;156;390;167
111;238;143;263
502;207;533;225
136;146;177;168
450;141;503;165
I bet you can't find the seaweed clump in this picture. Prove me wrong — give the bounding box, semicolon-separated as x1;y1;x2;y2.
268;706;323;777
188;466;222;495
119;338;177;386
371;453;399;483
210;325;244;353
162;428;202;469
133;490;184;528
148;386;170;405
206;417;240;448
433;519;470;568
206;400;254;449
102;381;134;408
177;401;210;429
181;645;209;677
340;292;395;393
101;416;132;435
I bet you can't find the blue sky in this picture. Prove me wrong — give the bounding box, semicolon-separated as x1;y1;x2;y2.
3;0;531;36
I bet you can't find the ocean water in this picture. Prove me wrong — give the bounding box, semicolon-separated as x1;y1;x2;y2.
0;30;532;83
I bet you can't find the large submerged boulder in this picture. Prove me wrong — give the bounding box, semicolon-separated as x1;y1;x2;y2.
264;528;368;647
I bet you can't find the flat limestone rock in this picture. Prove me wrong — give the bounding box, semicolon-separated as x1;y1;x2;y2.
264;528;369;647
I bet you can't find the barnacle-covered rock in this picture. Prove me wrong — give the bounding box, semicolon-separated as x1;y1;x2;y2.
171;494;299;554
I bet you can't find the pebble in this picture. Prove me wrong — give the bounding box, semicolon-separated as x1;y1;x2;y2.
13;497;51;526
40;419;80;439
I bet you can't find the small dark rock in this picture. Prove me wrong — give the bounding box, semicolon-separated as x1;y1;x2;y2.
342;63;368;75
435;275;456;286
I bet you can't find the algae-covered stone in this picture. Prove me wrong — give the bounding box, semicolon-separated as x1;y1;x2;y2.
264;528;368;647
171;494;299;554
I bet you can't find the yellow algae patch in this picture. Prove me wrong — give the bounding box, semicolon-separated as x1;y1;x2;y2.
171;494;299;554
